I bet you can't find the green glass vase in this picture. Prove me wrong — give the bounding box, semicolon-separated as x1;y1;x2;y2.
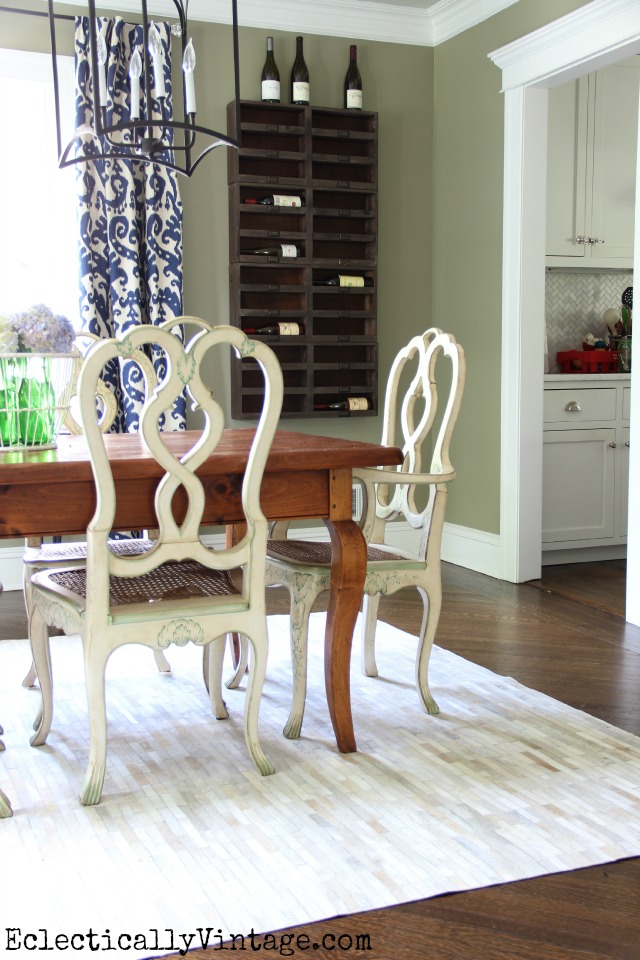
0;357;20;447
17;356;56;446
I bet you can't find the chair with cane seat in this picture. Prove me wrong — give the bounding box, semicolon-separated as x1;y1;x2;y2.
28;319;283;804
264;328;465;739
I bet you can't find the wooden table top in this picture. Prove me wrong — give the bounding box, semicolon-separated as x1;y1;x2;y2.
0;429;403;483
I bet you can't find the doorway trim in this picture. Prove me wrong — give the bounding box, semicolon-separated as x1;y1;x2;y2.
489;0;640;622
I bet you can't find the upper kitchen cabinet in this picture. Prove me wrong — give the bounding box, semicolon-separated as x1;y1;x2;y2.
546;57;640;268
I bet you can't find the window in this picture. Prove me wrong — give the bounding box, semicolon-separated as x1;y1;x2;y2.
0;48;78;324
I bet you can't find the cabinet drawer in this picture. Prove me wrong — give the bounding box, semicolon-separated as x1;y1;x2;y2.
543;388;616;424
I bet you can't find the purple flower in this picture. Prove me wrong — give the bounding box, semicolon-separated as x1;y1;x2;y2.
11;305;76;353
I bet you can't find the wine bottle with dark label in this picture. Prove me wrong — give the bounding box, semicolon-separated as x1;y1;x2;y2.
244;322;302;336
245;243;299;257
314;397;369;411
244;194;305;207
344;45;362;110
261;36;280;103
291;36;310;105
315;275;373;287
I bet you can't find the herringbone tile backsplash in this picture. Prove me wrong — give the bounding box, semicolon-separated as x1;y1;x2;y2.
545;269;632;372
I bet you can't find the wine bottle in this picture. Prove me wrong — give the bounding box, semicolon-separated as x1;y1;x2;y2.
245;243;299;257
315;275;373;288
261;36;280;103
244;322;302;336
314;397;369;411
244;194;305;207
291;36;310;105
344;45;362;110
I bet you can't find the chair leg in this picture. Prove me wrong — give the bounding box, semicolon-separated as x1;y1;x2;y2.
243;632;274;776
283;588;318;740
206;636;229;720
225;635;249;689
360;592;380;677
29;606;53;747
415;585;440;715
153;649;171;673
79;642;110;806
22;660;37;689
22;566;37;687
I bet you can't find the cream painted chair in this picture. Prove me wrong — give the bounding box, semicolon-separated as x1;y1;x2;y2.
264;328;465;739
28;319;283;804
21;333;169;688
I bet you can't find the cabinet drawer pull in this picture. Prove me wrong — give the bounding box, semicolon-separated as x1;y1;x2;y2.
565;400;582;412
625;441;630;447
609;441;617;448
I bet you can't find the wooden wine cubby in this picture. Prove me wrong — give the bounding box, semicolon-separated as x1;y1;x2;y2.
227;100;378;420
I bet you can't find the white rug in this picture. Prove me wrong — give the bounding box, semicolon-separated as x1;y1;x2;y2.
2;613;640;959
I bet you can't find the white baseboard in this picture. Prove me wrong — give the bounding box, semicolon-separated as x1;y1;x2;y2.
0;523;504;594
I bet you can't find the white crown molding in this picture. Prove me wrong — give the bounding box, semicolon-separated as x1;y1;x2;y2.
428;0;519;46
51;0;520;46
489;0;640;90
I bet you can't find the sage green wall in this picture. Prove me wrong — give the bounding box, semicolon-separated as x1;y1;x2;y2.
432;0;590;534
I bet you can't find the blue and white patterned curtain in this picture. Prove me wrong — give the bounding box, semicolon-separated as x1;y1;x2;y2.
75;16;185;432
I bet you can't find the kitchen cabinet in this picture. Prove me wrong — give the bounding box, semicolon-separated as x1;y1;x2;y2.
226;100;378;420
546;57;640;268
542;378;630;556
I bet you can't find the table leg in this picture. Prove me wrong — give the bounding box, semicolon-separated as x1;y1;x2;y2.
324;517;367;754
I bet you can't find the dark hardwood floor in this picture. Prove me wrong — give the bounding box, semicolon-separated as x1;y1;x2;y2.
2;561;639;959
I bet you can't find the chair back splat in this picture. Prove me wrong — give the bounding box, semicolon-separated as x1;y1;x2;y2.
28;319;284;805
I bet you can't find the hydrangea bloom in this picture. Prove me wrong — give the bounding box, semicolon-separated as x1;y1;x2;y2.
0;315;19;353
10;305;75;353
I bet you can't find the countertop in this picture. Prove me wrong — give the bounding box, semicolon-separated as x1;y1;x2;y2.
544;373;631;383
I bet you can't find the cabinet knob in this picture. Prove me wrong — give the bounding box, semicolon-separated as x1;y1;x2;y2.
575;236;588;245
609;441;617;448
565;400;582;412
588;237;605;245
625;441;630;447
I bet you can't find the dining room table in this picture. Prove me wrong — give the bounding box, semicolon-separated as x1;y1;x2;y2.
0;427;403;805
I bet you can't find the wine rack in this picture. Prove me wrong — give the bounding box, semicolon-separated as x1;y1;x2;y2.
227;100;378;420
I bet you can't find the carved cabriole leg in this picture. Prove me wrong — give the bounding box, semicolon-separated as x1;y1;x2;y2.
0;726;11;817
206;635;229;720
79;640;110;806
324;514;367;754
153;650;171;673
225;636;248;690
243;633;274;777
283;584;320;740
29;605;53;747
415;584;440;715
360;592;380;678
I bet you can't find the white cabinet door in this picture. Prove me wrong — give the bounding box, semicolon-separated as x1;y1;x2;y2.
542;427;616;543
546;77;588;259
546;57;638;267
589;58;640;262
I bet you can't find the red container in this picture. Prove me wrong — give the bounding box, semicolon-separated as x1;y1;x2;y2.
556;350;618;374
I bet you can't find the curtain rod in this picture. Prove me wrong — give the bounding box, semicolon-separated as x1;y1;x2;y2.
0;4;75;20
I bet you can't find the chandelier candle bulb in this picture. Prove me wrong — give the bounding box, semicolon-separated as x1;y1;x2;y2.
183;39;196;114
148;23;166;99
96;30;108;107
129;48;142;120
